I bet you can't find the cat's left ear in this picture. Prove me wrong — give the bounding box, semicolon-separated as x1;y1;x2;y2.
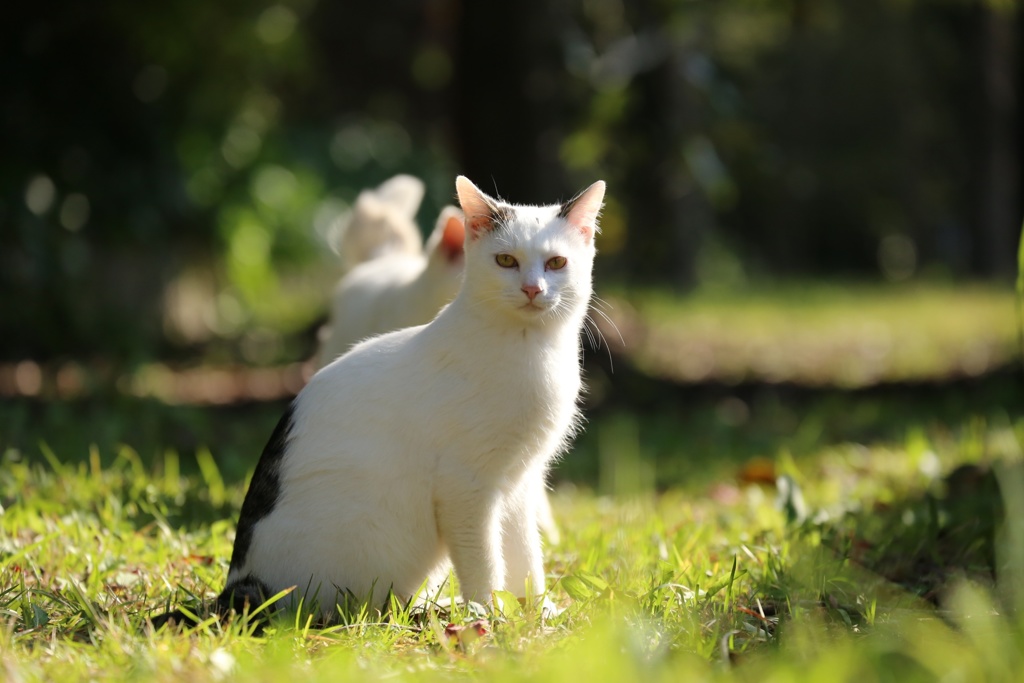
456;176;504;239
559;181;606;244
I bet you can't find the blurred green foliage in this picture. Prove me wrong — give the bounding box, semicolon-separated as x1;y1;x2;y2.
1;0;1020;361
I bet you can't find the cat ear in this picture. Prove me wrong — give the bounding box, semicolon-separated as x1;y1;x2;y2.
455;176;503;238
353;188;385;217
373;174;425;219
441;214;465;261
426;206;465;262
559;181;606;243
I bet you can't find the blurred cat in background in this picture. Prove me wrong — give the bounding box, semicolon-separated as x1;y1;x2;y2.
330;173;425;273
316;175;465;368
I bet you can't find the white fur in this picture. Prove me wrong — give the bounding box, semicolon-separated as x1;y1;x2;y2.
316;206;465;368
229;177;605;617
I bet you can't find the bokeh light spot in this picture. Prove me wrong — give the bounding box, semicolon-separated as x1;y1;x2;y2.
411;46;452;90
14;360;42;396
60;193;90;232
222;125;262;168
230;218;271;267
257;5;297;45
330;126;372;170
25;174;56;215
252;164;298;208
878;234;917;282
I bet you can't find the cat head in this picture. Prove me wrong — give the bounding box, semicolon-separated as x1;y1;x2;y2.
335;174;425;272
455;176;605;327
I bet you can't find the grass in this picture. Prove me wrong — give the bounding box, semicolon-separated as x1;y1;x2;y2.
2;399;1023;681
609;281;1017;386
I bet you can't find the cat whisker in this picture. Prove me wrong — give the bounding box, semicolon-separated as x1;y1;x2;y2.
582;314;602;349
553;300;577;327
581;317;598;350
588;305;624;348
583;314;615;371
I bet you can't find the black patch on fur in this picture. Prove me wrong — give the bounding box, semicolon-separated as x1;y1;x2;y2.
216;573;273;615
491;204;513;227
149;574;274;631
228;403;295;574
557;190;585;219
148;608;196;630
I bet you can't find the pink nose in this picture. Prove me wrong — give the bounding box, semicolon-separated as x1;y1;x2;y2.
522;284;542;301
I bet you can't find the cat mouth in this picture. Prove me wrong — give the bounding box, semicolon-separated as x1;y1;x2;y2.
520;301;550;313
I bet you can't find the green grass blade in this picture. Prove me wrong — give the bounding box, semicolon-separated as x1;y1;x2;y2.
37;441;67;477
195;447;226;507
248;586;295;619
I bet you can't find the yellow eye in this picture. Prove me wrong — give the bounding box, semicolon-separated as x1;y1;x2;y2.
495;253;518;268
546;256;567;270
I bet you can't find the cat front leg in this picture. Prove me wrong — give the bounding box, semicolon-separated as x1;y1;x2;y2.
434;486;505;605
500;471;546;599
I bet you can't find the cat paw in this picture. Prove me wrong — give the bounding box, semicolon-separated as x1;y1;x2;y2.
515;594;562;619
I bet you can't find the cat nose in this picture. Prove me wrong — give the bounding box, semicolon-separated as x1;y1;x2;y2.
521;284;542;301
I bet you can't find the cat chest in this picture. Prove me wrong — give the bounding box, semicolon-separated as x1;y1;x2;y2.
455;364;579;457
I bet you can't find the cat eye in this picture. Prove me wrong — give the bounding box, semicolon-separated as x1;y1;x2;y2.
495;253;518;268
545;256;568;270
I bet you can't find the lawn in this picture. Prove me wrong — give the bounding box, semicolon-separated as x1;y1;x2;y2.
603;281;1018;385
1;281;1022;682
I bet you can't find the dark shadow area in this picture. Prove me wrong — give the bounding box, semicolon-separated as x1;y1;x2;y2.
0;395;290;482
815;460;1005;606
565;348;1022;490
2;349;1018;492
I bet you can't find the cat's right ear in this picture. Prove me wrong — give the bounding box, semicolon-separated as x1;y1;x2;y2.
455;176;501;238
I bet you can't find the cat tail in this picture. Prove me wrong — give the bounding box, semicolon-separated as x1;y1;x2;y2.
424;205;466;264
334;174;426;273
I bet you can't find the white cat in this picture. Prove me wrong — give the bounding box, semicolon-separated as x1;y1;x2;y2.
217;176;605;620
316;205;466;368
319;180;561;543
332;174;425;274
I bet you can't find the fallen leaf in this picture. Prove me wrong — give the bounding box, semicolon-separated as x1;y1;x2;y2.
738;457;777;486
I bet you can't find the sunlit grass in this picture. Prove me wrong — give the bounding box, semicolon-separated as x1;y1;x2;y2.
610;281;1017;385
3;409;1024;681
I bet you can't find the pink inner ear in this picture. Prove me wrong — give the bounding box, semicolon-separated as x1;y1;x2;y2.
563;180;606;243
441;216;465;261
455;175;498;239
